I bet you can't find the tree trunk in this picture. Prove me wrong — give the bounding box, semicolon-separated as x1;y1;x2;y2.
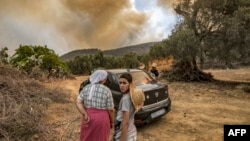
161;59;214;82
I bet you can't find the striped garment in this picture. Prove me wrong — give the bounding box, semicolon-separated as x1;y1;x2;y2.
78;84;114;109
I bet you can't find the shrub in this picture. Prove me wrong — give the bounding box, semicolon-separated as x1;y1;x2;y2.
0;65;70;140
243;84;250;93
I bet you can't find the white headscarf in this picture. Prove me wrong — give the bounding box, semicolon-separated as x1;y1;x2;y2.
88;70;108;99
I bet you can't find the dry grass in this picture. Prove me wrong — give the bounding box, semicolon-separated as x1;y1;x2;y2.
0;65;70;141
1;62;249;141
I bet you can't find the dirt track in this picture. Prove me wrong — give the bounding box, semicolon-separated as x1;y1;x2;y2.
44;68;250;141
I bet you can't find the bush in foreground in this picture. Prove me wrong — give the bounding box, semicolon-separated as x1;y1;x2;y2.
0;65;70;140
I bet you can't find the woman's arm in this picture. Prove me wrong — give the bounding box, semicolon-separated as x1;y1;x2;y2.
76;98;89;123
108;108;115;128
120;111;129;141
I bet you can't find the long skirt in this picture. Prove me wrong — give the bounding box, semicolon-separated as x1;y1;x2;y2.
80;108;111;141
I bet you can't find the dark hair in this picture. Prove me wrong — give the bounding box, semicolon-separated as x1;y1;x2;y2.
119;73;132;83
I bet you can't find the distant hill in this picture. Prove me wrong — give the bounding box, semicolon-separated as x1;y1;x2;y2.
60;42;159;61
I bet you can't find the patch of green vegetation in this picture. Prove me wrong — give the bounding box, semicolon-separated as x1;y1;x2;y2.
243;84;250;93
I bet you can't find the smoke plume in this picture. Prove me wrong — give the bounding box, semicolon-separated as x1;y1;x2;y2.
0;0;176;55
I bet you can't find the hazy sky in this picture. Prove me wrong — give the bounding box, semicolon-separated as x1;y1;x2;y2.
0;0;179;56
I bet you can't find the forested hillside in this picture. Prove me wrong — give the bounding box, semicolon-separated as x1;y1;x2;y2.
59;42;158;61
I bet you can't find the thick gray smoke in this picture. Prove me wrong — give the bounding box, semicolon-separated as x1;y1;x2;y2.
0;0;177;55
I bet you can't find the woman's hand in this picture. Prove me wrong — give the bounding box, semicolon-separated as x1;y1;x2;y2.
83;114;90;123
110;123;114;129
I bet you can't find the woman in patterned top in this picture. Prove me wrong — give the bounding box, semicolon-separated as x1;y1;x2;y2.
76;70;115;141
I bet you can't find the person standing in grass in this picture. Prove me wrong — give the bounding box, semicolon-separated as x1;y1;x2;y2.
76;70;115;141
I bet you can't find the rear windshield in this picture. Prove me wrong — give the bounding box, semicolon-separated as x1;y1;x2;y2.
116;71;154;85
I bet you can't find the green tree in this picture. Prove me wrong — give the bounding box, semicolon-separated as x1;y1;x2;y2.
163;27;199;64
66;55;95;75
149;43;166;59
10;45;68;74
93;51;105;68
0;47;9;64
155;0;250;81
65;51;152;75
137;54;152;70
122;52;140;68
174;0;250;68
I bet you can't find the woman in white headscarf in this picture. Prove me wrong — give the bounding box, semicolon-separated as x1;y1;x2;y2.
76;70;115;141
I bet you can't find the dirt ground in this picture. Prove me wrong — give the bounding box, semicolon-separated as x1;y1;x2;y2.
43;67;250;141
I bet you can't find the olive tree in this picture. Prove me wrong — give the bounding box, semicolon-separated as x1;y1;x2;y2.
10;45;68;74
